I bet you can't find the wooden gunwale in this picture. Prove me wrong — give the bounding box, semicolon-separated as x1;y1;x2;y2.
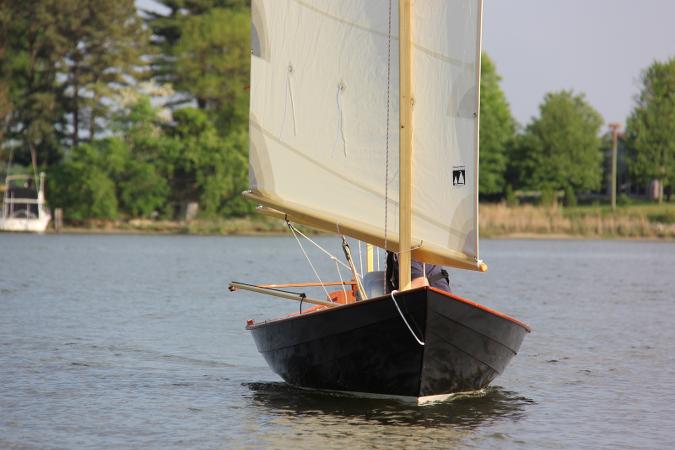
245;286;531;333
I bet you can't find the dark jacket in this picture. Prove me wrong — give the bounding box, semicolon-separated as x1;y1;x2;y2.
386;252;450;293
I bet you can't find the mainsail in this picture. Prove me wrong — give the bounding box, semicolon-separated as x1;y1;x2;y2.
248;0;484;271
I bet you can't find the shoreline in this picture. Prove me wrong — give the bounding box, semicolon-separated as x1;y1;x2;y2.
17;203;671;240
41;221;674;243
47;228;673;241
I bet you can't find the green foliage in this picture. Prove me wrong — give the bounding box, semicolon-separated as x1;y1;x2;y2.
617;194;633;206
118;158;169;217
564;185;577;207
56;0;149;145
48;144;118;220
504;184;518;207
539;187;556;207
625;58;675;201
511;91;604;193
174;9;249;123
1;0;65;167
647;209;675;224
479;54;516;196
147;2;250;128
166;108;253;217
98;137;170;218
1;0;148;166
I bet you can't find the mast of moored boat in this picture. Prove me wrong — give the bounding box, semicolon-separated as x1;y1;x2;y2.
398;0;413;291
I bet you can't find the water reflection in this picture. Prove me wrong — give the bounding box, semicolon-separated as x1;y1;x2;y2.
244;381;533;429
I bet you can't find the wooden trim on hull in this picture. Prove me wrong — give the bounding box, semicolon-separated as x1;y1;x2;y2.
429;287;531;332
247;286;530;333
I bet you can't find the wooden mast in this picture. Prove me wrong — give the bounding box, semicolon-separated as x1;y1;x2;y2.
398;0;413;290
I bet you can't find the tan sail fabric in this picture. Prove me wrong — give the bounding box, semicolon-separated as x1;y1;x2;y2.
249;0;483;270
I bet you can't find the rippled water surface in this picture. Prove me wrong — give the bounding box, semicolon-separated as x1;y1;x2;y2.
1;234;674;449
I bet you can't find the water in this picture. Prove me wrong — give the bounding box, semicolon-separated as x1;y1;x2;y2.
1;234;674;449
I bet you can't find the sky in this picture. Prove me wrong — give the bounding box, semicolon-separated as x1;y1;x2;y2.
138;0;675;128
483;0;675;127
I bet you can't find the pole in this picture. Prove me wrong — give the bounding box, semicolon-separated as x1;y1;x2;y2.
228;282;337;308
398;0;413;291
366;243;374;273
609;123;621;211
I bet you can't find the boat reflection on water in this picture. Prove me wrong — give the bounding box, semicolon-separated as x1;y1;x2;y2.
241;381;534;447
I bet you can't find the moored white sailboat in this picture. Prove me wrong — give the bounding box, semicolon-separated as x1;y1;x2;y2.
230;0;529;403
0;173;51;233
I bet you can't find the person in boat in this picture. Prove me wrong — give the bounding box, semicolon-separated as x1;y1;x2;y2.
385;251;450;293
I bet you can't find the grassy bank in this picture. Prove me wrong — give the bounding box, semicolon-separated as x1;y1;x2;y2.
59;215;289;235
56;203;675;239
480;203;675;239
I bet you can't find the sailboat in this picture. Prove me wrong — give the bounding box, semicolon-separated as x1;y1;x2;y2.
0;172;51;233
230;0;529;404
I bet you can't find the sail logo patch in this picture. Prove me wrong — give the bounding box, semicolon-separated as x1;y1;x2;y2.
452;166;466;186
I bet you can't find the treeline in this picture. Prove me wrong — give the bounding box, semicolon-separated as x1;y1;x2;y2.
479;54;674;205
0;1;673;222
1;0;252;220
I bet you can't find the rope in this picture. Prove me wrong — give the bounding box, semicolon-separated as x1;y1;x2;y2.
287;221;331;299
390;290;425;346
288;222;352;273
383;0;393;293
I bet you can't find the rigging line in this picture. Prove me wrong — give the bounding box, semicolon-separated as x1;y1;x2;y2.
358;240;363;276
394;241;423;255
333;224;350;301
383;0;393;293
336;223;363;282
287;220;331;299
390;290;425;346
288;222;352;273
334;258;348;302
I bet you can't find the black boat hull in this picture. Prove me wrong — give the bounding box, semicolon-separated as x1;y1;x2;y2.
248;287;529;401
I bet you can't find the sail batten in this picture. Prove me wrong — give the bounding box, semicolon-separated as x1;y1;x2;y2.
249;0;483;270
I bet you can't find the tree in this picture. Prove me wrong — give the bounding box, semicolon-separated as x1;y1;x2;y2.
511;91;604;195
1;0;149;168
173;8;249;125
55;0;149;146
1;0;65;168
625;58;675;203
165;107;252;217
146;1;250;128
479;53;516;196
110;96;175;217
48;143;118;220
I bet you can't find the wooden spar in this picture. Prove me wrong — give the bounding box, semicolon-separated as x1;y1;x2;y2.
252;203;485;272
398;0;413;291
229;282;337;308
366;243;374;273
260;281;354;289
474;0;484;263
